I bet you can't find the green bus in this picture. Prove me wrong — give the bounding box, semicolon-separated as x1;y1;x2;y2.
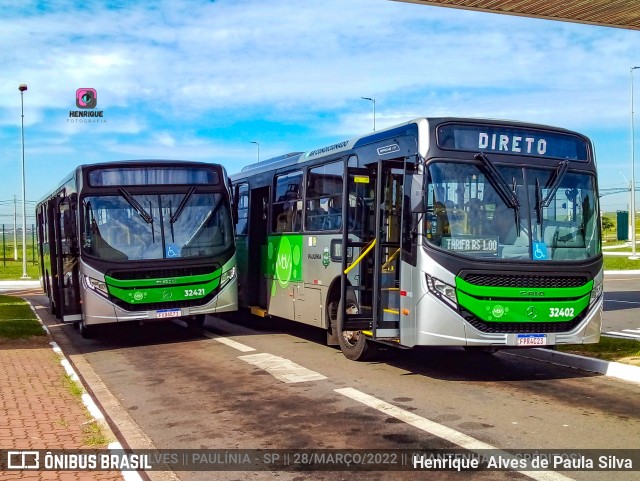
230;117;603;361
36;160;237;337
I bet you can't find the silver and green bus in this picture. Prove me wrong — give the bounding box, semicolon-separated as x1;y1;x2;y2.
36;160;237;337
230;118;603;360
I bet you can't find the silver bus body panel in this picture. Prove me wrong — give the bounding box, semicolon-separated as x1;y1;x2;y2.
262;234;342;329
78;259;238;326
405;248;602;348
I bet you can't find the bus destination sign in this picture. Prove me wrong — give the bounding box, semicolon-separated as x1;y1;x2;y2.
437;123;588;161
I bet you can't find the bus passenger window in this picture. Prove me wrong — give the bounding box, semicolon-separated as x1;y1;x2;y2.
305;160;343;232
272;172;302;233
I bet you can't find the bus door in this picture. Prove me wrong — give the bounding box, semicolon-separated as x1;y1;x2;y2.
248;186;270;309
51;196;82;323
340;159;403;340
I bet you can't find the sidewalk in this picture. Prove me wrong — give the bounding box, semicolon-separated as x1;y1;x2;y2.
0;295;123;480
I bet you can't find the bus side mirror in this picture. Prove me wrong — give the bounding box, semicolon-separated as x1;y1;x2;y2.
231;204;238;225
410;174;425;213
231;187;239;224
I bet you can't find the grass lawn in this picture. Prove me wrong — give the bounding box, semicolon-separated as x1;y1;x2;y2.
602;255;640;270
0;261;39;280
558;336;640;367
0;294;45;339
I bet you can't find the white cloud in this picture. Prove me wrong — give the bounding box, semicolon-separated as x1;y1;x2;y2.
0;0;638;208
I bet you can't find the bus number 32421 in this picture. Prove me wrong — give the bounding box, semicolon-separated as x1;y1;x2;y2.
184;288;206;297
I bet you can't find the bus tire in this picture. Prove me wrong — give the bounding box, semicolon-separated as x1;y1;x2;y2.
79;321;93;339
186;314;206;327
336;298;378;362
463;346;498;355
326;299;340;346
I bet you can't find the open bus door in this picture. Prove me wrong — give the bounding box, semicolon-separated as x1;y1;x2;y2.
50;196;82;323
338;158;405;360
248;186;270;313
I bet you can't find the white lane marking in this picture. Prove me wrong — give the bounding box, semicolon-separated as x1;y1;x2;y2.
212;336;256;352
200;329;256;352
174;318;257;352
603;299;640;305
239;353;327;383
335;387;574;481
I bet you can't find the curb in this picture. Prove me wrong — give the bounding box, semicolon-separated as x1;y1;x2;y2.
28;301;145;481
515;348;640;385
603;270;640;275
0;280;41;288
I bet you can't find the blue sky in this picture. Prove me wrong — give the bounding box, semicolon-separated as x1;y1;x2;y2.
1;0;639;226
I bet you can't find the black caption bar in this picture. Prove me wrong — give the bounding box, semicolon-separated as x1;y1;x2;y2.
1;449;639;472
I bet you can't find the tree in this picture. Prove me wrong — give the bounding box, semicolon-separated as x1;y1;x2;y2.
601;216;614;232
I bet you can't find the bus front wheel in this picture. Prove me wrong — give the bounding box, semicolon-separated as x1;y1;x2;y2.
185;314;206;328
79;321;93;339
336;298;378;362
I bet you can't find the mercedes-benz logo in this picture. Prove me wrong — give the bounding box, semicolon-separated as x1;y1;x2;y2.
526;306;538;319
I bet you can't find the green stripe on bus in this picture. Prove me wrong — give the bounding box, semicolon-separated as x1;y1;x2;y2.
455;277;593;299
105;268;222;289
456;290;590;323
106;276;221;304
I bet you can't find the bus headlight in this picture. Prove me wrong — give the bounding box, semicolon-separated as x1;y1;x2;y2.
83;275;109;298
220;266;236;288
426;274;457;308
589;278;603;308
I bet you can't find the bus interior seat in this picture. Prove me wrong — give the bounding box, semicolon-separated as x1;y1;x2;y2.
276;213;288;232
106;225;130;246
543;223;586;260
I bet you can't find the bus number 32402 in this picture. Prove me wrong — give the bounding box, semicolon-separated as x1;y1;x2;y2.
184;288;206;297
549;307;574;318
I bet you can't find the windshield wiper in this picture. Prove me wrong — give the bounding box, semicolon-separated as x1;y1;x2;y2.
534;160;569;228
535;178;542;226
118;188;153;223
475;153;520;210
540;160;569;209
170;186;196;224
475;152;521;233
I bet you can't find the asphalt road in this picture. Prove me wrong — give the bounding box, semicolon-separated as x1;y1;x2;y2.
602;273;640;337
24;289;640;481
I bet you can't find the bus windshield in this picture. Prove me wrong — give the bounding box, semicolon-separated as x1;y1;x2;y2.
81;191;233;261
424;161;600;262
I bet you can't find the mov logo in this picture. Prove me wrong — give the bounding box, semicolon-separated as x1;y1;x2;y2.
76;88;97;109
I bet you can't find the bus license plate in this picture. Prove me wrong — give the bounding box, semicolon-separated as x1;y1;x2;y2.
156;308;181;319
517;334;547;346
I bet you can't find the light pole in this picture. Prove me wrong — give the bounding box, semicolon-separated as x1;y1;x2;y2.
19;84;29;278
620;171;633;237
361;97;375;131
630;67;640;260
13;195;18;261
250;141;260;163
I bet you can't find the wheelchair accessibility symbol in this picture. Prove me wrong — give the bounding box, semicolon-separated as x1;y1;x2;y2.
533;242;548;261
166;244;180;258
